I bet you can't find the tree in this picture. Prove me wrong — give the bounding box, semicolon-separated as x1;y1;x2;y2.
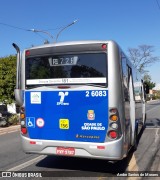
143;73;151;82
128;45;159;73
0;55;16;104
143;73;155;90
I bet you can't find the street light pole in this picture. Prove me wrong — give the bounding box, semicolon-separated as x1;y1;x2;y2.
55;19;78;42
28;19;78;43
28;29;54;43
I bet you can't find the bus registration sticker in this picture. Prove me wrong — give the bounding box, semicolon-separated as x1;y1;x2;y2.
59;119;69;129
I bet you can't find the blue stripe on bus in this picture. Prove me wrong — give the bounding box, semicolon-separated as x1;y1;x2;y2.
25;90;109;143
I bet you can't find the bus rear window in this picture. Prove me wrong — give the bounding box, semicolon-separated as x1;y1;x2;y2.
26;53;107;87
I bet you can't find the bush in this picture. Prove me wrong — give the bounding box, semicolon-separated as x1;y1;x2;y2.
151;95;160;100
146;96;150;101
8;114;19;125
0;117;8;127
152;96;156;100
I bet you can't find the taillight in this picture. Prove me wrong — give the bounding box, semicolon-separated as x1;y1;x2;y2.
110;123;118;129
25;50;30;56
110;115;118;121
20;107;27;135
20;107;25;119
110;108;117;114
108;131;118;139
21;121;25;126
21;127;27;134
108;108;121;140
21;107;25;112
102;44;107;50
20;113;25;119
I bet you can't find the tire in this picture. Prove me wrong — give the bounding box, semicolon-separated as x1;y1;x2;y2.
142;113;147;131
133;129;138;151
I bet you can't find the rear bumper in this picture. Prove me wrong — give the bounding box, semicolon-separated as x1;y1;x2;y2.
21;136;124;160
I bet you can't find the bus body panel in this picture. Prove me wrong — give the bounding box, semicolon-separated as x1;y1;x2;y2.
21;135;124;160
107;42;128;154
25;90;109;143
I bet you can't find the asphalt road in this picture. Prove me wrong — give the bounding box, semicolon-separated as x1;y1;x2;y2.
0;100;160;179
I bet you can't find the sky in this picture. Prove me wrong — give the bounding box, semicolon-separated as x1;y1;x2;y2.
0;0;160;84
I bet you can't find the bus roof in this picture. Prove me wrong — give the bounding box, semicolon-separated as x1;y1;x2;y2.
25;40;117;51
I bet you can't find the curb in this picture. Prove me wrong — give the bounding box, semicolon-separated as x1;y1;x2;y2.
146;99;160;103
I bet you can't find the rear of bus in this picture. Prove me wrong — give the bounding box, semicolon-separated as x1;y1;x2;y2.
20;41;124;160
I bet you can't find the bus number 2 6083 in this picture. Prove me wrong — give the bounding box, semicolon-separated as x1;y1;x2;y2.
85;91;107;97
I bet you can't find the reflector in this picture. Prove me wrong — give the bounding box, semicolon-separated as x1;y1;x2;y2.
97;146;105;149
30;141;36;144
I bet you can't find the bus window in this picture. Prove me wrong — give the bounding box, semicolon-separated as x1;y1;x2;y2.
26;53;107;87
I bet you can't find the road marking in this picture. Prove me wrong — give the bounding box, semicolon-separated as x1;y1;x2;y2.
146;128;160;129
146;105;160;113
127;154;139;171
9;130;19;133
155;128;160;143
7;155;46;171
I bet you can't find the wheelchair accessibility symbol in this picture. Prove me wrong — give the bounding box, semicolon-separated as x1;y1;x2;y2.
26;117;35;128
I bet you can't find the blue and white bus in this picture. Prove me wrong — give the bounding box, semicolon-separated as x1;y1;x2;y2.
13;40;148;160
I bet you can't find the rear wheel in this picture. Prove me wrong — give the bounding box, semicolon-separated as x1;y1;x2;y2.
133;128;138;151
142;113;147;131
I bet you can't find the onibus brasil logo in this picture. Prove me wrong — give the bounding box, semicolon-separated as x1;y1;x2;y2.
57;92;69;105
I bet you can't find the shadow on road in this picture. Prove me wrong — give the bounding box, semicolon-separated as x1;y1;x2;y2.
35;128;147;176
36;148;135;176
145;118;160;128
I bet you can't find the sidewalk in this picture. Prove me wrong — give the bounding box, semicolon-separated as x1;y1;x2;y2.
146;99;160;103
0;125;20;135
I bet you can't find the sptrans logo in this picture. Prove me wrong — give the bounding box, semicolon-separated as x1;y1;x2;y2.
57;92;69;105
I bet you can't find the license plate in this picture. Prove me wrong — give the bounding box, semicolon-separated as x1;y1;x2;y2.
56;147;75;156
